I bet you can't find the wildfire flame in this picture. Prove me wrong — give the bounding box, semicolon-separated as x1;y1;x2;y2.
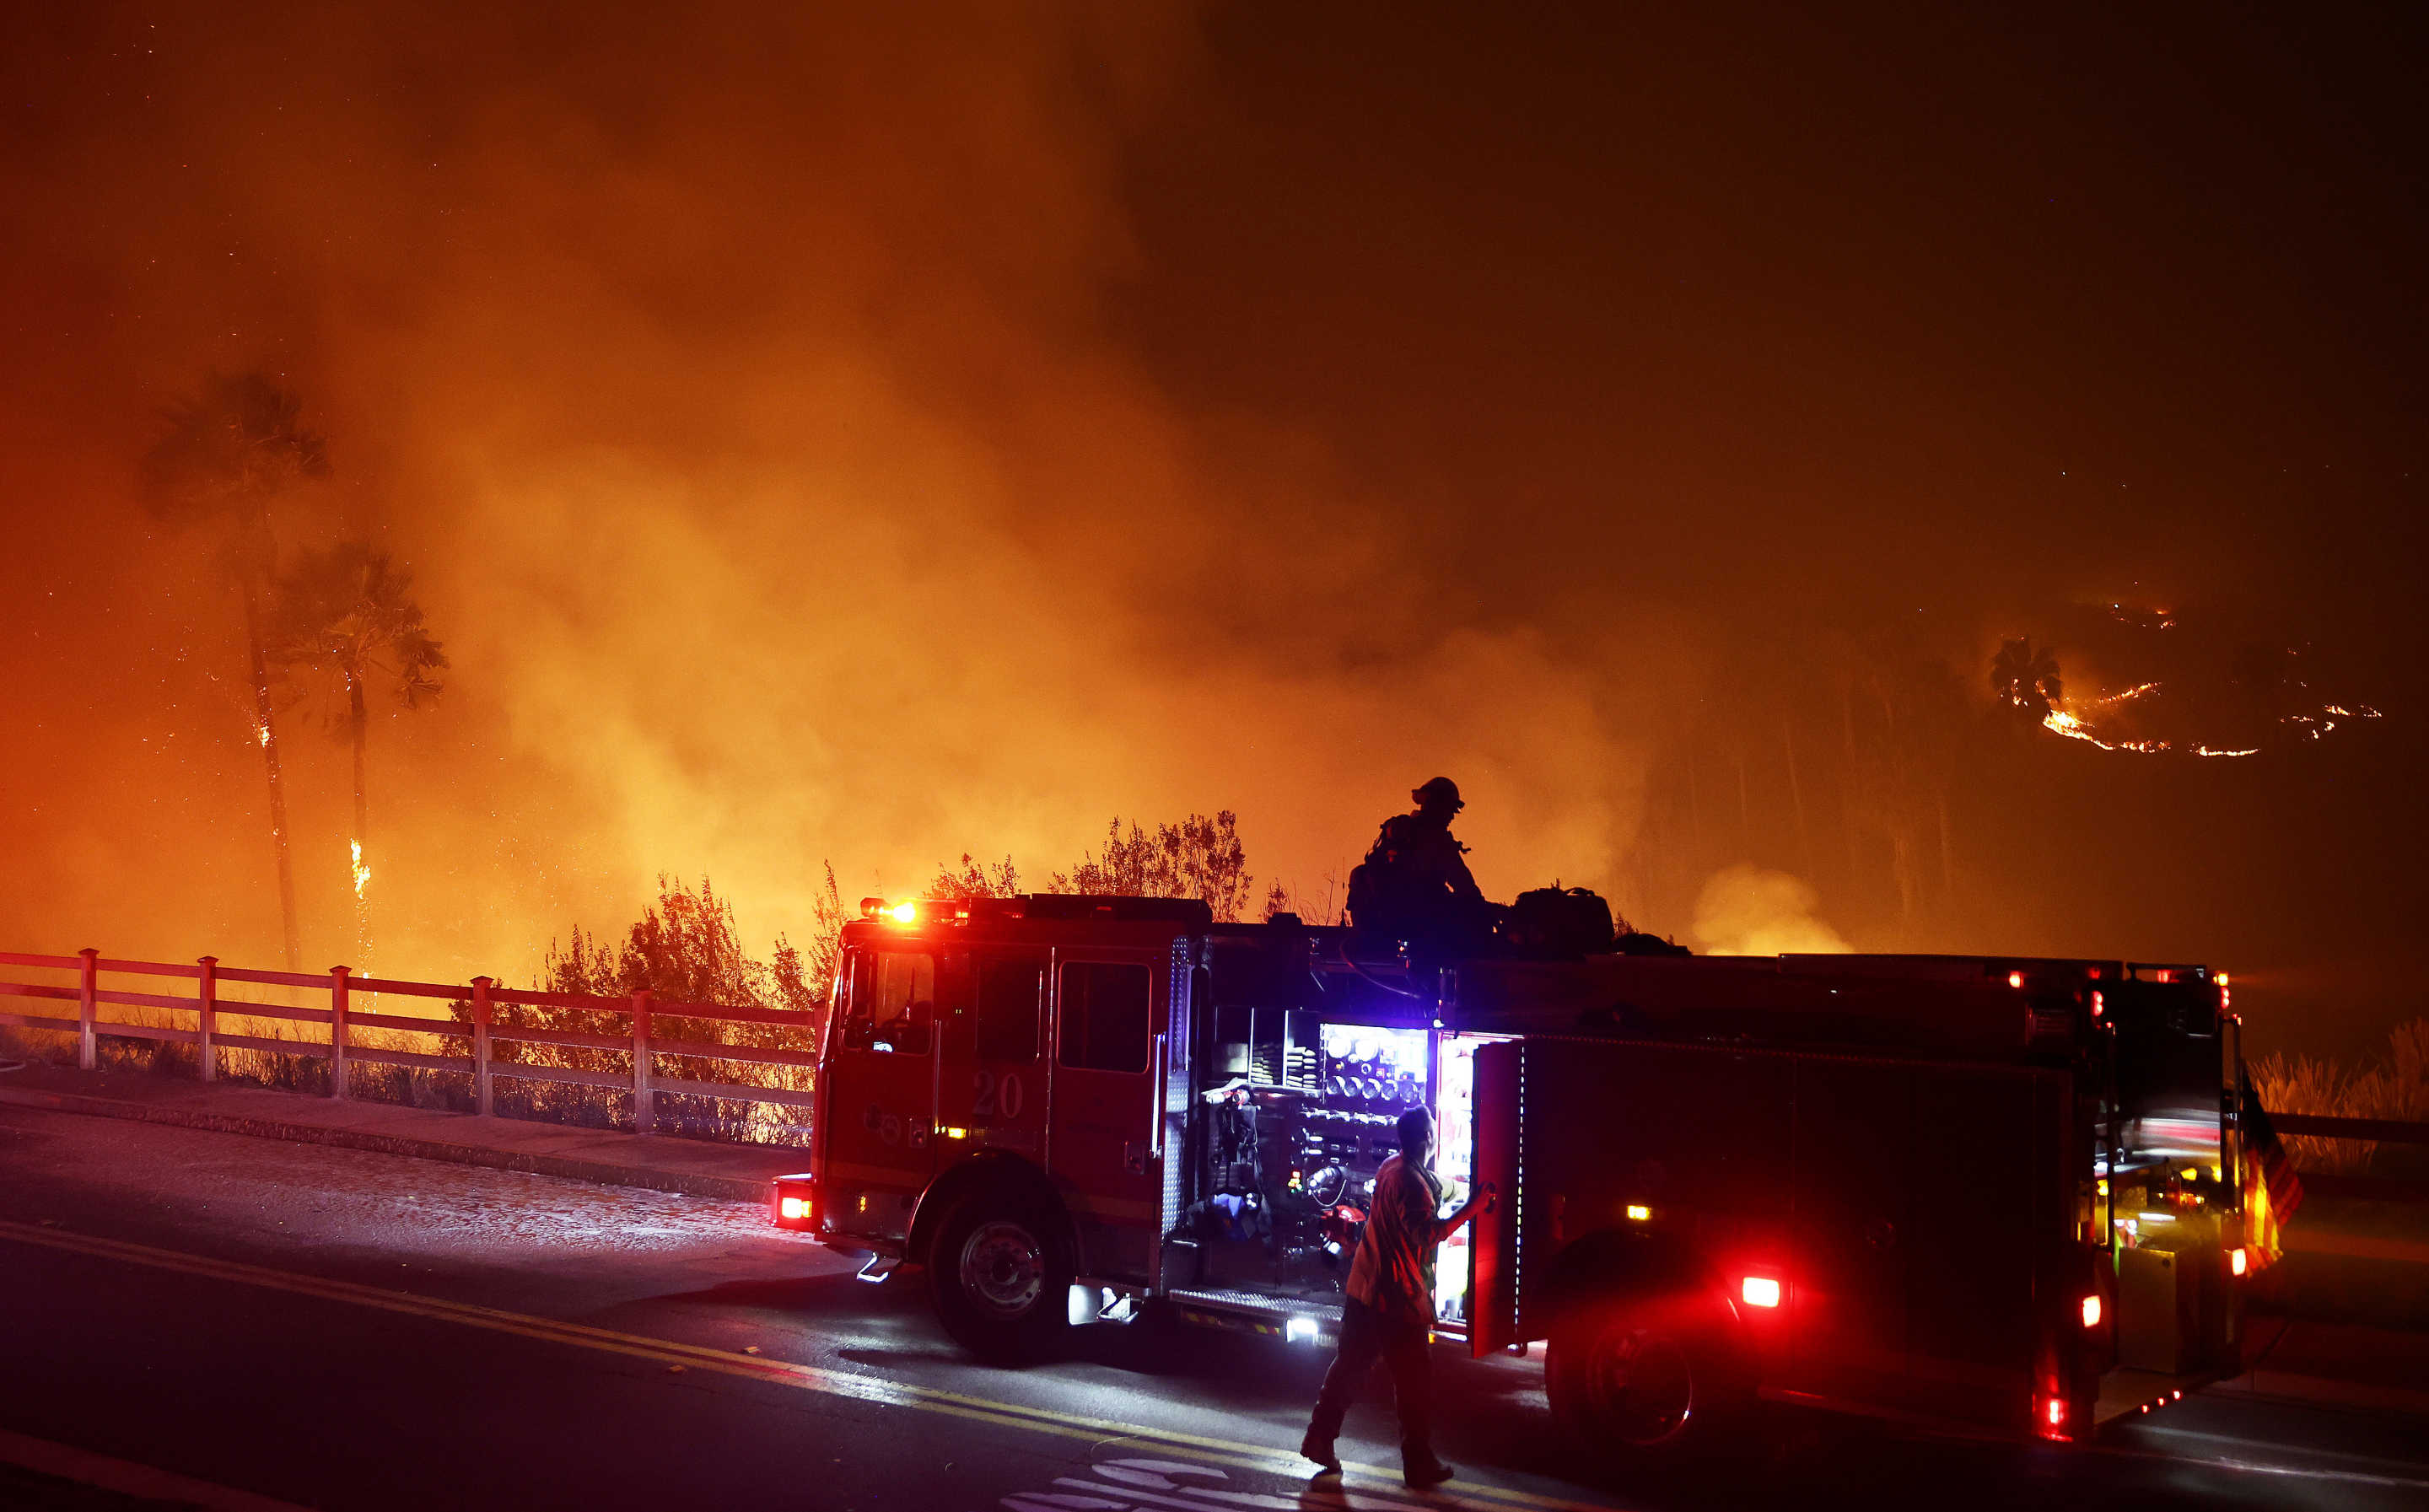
2039;707;2193;754
351;838;370;900
2039;681;2379;758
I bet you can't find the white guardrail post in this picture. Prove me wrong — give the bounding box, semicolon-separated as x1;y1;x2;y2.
471;976;494;1117
77;947;98;1070
329;966;352;1100
197;955;218;1082
631;988;654;1134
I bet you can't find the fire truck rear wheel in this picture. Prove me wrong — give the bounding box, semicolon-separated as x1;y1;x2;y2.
929;1193;1072;1362
1545;1294;1750;1455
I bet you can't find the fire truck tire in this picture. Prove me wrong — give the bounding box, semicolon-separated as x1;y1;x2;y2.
1544;1293;1753;1456
929;1192;1073;1363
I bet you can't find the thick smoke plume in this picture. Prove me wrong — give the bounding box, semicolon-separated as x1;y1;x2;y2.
0;3;1655;982
1691;866;1849;958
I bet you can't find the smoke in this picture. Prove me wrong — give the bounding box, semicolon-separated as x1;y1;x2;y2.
0;3;1664;979
1691;865;1849;957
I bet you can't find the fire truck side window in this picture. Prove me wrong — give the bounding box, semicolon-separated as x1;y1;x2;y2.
843;950;936;1055
975;957;1043;1063
1057;961;1151;1073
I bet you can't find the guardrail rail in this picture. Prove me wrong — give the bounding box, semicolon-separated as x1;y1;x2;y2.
0;949;815;1134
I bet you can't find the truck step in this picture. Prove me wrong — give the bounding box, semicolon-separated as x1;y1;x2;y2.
1166;1287;1343;1345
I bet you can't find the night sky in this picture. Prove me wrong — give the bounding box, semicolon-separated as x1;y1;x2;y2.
3;3;2421;1057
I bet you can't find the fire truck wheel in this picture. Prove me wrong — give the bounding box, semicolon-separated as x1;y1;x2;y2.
1545;1295;1750;1455
929;1193;1072;1362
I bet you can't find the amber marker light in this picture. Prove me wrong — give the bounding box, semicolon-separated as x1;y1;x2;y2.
1625;1204;1652;1222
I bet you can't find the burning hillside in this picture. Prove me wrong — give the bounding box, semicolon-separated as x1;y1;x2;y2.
1994;605;2386;759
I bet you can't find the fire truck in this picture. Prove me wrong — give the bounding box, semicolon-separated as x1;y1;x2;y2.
773;893;2248;1452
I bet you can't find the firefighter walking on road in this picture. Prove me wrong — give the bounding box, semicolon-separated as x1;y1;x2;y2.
1301;1107;1491;1488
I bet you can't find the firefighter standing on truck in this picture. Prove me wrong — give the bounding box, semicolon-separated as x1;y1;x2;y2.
1301;1107;1489;1488
1349;777;1495;956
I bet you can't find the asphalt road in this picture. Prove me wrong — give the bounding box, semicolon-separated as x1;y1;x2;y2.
2;1107;2426;1512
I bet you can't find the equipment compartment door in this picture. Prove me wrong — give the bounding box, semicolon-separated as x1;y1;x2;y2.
1789;1060;1914;1391
1046;953;1166;1281
1467;1038;1522;1356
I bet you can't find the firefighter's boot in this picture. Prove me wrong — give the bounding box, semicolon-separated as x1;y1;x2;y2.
1299;1429;1342;1477
1403;1458;1456;1489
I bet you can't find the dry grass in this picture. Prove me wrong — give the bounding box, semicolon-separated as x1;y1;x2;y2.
2250;1016;2429;1175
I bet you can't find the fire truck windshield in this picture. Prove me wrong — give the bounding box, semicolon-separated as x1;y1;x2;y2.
842;950;937;1055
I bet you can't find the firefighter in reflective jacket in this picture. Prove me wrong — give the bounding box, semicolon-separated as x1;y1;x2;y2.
1301;1107;1490;1488
1349;777;1494;954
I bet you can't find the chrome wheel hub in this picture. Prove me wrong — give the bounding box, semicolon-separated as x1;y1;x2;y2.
960;1219;1045;1318
1590;1328;1695;1446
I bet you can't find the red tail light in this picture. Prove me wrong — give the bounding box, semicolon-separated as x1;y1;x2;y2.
2035;1392;2071;1441
2230;1246;2248;1278
772;1176;817;1230
1741;1276;1781;1308
2080;1294;2102;1329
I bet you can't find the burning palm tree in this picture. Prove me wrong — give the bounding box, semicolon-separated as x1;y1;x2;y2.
141;373;330;971
268;541;447;969
1989;636;2063;719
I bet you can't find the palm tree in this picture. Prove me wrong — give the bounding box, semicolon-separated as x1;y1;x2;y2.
141;373;330;971
268;541;447;968
1990;637;2064;719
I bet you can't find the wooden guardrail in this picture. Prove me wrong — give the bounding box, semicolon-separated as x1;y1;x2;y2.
0;949;816;1133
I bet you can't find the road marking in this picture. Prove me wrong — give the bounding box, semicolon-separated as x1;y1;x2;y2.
0;1219;1611;1512
2092;1441;2429;1491
2141;1423;2429;1471
0;1426;315;1511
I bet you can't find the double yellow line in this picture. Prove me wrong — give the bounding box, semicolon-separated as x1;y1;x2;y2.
0;1219;1610;1512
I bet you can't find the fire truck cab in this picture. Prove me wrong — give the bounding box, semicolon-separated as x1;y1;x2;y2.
776;893;2246;1453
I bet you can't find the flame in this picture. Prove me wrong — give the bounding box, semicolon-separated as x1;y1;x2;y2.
2040;691;2257;757
351;838;370;900
2040;707;2188;755
2039;681;2378;760
2082;681;2161;709
255;721;271;747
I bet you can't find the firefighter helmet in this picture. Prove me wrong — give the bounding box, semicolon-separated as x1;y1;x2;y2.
1412;776;1463;811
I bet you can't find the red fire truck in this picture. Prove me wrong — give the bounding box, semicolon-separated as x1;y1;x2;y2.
773;893;2248;1452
